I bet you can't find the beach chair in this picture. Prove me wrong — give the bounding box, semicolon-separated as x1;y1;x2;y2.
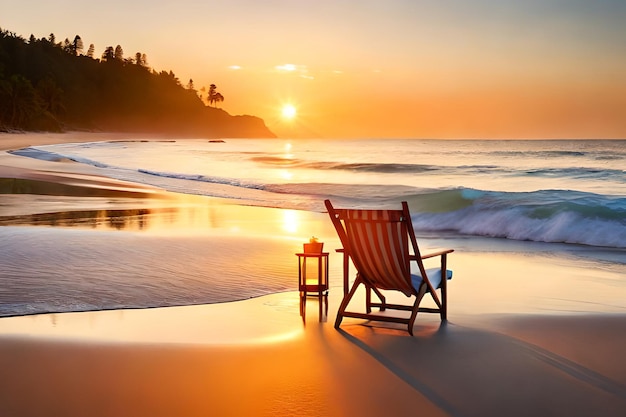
325;199;454;335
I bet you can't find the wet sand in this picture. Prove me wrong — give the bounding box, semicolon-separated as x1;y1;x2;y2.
1;297;625;417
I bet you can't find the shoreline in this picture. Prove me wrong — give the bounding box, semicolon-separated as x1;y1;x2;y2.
1;132;626;416
0;131;224;151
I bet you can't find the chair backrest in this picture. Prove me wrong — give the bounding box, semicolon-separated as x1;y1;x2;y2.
325;200;419;296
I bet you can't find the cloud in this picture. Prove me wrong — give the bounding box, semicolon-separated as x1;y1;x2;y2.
274;64;313;79
275;63;298;72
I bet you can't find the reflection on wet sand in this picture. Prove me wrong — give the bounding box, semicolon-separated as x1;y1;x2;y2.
0;194;337;240
0;162;335;240
0;208;173;230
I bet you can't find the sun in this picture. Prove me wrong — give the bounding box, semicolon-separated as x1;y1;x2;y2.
281;104;297;120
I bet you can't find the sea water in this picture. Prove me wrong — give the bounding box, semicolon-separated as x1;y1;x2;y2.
2;138;625;316
11;138;625;248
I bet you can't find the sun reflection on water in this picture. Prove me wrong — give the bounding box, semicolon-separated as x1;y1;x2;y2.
279;169;293;180
282;210;299;234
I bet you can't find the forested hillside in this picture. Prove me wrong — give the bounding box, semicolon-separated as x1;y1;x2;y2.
0;29;275;138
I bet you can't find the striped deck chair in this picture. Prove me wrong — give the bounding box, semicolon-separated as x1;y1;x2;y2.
325;199;454;335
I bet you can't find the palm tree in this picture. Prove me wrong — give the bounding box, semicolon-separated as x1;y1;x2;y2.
214;92;224;107
208;84;224;107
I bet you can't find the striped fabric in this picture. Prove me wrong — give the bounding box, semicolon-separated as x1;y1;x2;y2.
343;208;416;296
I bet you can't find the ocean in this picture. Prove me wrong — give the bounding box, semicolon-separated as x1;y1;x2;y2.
2;138;625;317
11;138;626;248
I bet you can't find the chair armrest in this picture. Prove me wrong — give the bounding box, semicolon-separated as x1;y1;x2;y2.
409;249;454;261
421;249;454;259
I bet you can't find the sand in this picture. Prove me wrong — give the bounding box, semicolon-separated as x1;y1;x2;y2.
1;132;626;417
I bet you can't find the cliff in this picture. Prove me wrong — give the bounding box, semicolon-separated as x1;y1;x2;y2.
0;28;276;138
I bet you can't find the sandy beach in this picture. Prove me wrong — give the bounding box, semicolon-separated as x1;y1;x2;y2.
1;132;625;417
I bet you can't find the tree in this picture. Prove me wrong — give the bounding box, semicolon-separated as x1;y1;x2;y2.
62;38;72;53
48;33;56;44
134;52;148;68
213;92;224;107
208;84;216;106
208;84;224;107
0;74;40;128
72;35;83;56
168;70;180;85
114;45;123;61
36;77;64;115
102;46;115;61
186;78;195;90
87;44;95;58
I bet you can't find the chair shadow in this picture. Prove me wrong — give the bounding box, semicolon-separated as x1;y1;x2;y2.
337;322;464;417
335;320;626;417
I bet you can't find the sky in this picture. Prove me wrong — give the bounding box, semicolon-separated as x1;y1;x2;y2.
2;0;626;139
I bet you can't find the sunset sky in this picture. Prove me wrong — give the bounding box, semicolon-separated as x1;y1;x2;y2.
3;0;626;139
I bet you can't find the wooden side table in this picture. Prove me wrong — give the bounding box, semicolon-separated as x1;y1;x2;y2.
296;252;329;321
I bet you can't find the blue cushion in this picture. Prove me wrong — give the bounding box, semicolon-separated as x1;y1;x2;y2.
410;267;453;290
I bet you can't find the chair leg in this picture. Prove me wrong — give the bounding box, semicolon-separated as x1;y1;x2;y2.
408;283;428;336
371;287;386;311
365;286;386;312
440;285;447;321
335;277;362;329
440;256;448;321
